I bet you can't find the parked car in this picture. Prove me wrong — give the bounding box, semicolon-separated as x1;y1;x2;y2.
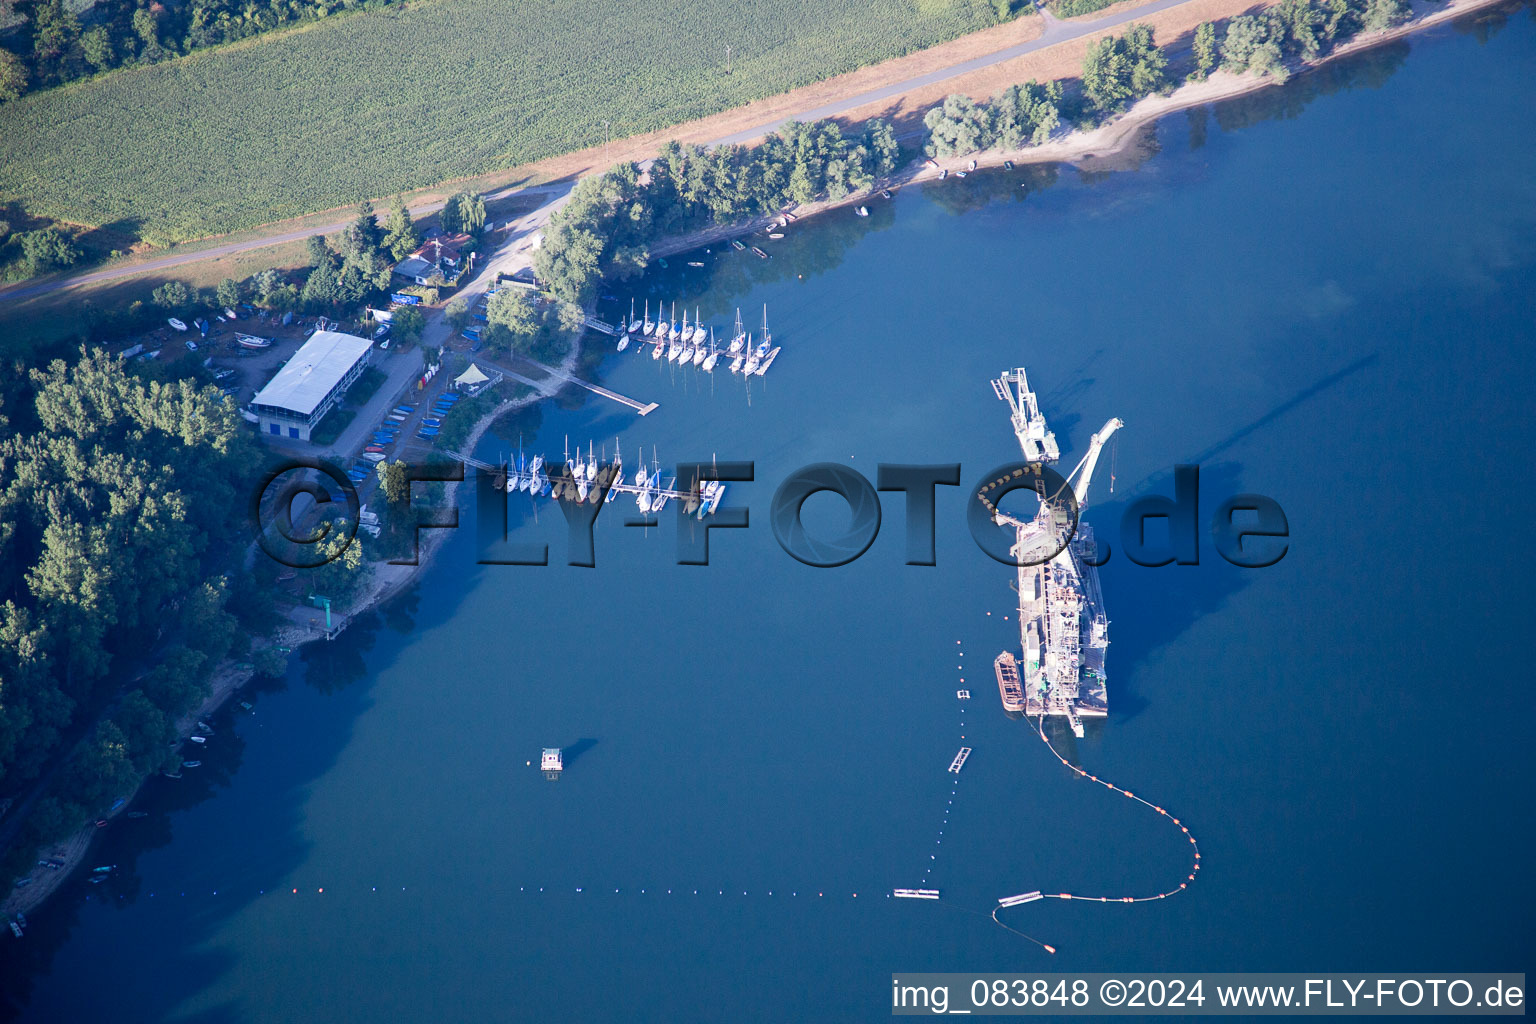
185;340;198;351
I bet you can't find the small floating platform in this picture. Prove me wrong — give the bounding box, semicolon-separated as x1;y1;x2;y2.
948;747;972;773
893;888;941;900
997;891;1043;908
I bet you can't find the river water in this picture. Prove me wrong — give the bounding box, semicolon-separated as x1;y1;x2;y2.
5;9;1534;1021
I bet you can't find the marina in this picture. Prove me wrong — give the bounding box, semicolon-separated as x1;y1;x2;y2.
443;440;731;520
608;303;783;380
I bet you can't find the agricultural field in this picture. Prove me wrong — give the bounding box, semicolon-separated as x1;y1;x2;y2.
0;0;999;244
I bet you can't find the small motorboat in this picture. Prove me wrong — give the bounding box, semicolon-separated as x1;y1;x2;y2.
1004;160;1014;170
881;188;893;199
730;239;746;250
855;206;868;217
687;261;704;267
768;232;784;239
939;168;948;180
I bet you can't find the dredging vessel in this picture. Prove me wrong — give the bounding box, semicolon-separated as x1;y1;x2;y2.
985;368;1122;736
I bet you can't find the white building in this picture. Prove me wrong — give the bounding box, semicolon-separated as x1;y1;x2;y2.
249;330;374;442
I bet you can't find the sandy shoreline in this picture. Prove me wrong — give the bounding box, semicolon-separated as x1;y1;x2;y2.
652;0;1506;259
1;0;1508;924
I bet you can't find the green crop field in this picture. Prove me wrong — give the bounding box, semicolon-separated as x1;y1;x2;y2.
0;0;996;243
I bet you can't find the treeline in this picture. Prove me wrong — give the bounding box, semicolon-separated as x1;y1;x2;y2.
923;81;1064;157
534;118;900;304
0;0;403;103
0;348;267;878
141;194;462;324
1199;0;1412;83
925;0;1415;157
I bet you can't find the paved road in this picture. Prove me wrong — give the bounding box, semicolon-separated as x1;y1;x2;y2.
2;0;1195;308
711;0;1198;145
0;184;570;306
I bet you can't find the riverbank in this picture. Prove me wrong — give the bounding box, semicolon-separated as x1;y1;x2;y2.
0;0;1504;925
650;0;1507;261
1;343;576;921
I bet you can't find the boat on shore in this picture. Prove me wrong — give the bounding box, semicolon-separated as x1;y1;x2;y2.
236;334;272;349
167;318;187;331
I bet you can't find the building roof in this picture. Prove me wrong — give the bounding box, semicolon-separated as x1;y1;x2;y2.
392;256;434;280
410;238;462;265
251;330;373;416
455;362;490;386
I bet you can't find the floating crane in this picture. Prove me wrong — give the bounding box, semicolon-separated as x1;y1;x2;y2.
986;369;1122;737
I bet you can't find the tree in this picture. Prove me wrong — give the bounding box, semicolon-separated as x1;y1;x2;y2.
0;50;25;102
1081;24;1167;113
350;201;381;253
1361;0;1410;31
863;119;900;179
132;7;159;48
383;195;421;261
391;305;425;344
485;288;538;338
304;234;330;267
438;193;465;236
445;297;470;332
456;192;487;234
80;25;115;73
1221;14;1286;77
215;277;241;310
923;94;995;157
556;301;585;335
1191;21;1218;80
151;280;191;309
30;0;80;62
378;460;411;505
18;228;81;273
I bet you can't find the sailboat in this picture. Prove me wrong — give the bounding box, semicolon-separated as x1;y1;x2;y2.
752;305;779;375
655;302;670;342
730;336;747;374
667;303;684;360
652;333;665;359
728;308;746;353
628;299;642;334
702;328;719;372
641;300;655;336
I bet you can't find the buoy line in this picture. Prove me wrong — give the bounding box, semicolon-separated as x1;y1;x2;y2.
989;713;1202;953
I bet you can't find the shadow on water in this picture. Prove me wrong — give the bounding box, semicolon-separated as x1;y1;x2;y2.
560;738;599;767
1056;353;1379;723
2;520;495;1023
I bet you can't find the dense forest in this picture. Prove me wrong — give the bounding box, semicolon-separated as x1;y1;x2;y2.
0;348;273;876
534;118;900;303
0;0;400;103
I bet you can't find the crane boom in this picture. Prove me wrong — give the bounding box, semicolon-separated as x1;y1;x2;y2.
1066;418;1124;509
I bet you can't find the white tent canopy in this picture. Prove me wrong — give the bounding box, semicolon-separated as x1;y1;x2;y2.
454;363;490;387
